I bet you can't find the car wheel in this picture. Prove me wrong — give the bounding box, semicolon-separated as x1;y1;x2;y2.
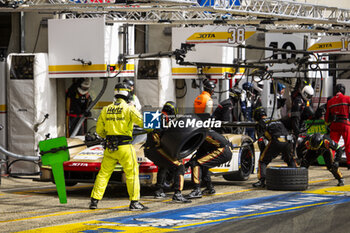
223;143;254;181
266;167;308;191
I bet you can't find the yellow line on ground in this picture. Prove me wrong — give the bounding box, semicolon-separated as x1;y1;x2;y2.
173;201;330;229
309;178;332;184
209;188;254;196
0;199;157;224
13;184;94;195
0;205;128;224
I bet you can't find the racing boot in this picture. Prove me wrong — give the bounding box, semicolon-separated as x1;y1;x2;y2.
89;198;99;209
252;179;266;188
337;178;345;186
129;201;149;211
202;186;216;195
154;189;166;199
186;188;202;199
172;192;192;203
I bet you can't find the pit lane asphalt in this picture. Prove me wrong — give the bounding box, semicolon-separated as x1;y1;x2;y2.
1;160;350;233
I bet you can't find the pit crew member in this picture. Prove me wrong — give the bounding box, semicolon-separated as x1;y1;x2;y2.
252;107;297;188
325;83;350;169
66;78;92;137
297;133;344;186
194;79;216;115
143;101;191;203
185;129;233;198
89;83;148;211
123;79;141;111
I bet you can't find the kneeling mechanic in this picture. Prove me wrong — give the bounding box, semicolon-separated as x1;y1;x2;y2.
297;133;344;186
186;129;233;198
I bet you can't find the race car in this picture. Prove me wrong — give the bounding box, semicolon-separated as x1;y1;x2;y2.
39;133;259;186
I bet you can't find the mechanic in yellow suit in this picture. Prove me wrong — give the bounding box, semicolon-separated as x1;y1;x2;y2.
89;83;148;211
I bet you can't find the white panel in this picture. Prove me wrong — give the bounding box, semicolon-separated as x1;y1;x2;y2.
34;53;57;144
7;53;57;173
105;23;121;65
0;61;6;150
158;58;176;107
48;18;106;78
265;33;306;77
135;58;176;110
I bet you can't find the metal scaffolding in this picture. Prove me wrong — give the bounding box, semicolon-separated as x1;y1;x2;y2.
0;0;350;32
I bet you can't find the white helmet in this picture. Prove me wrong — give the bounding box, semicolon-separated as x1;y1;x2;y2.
252;80;264;94
77;78;91;95
301;85;314;101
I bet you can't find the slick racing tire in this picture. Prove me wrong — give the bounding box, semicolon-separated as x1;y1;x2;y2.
160;114;208;160
223;142;254;181
266;167;308;191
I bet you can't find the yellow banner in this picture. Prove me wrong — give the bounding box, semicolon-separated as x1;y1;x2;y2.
172;67;245;75
307;36;350;53
186;28;256;44
49;64;134;73
308;41;344;53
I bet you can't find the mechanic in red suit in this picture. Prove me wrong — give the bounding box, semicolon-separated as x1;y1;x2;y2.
325;83;350;169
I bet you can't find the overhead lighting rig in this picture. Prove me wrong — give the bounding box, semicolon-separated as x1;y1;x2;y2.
0;0;350;33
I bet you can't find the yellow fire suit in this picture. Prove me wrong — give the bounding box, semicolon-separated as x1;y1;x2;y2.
91;98;143;201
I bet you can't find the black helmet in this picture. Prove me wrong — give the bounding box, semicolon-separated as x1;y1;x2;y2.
309;133;323;150
114;83;131;100
253;107;267;121
335;83;346;95
162;101;178;116
203;80;216;93
123;79;134;88
242;82;253;91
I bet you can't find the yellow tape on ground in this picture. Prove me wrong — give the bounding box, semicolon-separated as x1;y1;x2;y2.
17;220;176;233
303;184;350;195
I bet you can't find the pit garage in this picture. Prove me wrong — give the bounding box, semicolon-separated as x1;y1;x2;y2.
2;0;350;232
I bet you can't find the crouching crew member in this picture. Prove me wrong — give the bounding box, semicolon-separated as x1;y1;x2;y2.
90;83;148;211
252;107;297;188
143;101;191;203
185;129;233;198
297;133;344;186
325;83;350;169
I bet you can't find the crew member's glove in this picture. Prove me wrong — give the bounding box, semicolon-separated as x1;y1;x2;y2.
333;161;339;168
334;147;345;163
185;159;197;169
